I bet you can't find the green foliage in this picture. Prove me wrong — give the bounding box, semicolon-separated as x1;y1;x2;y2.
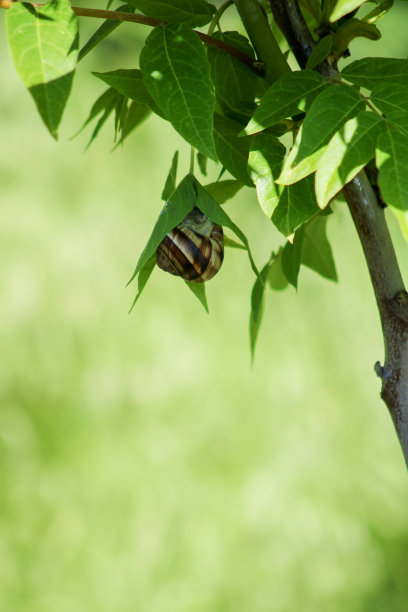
328;0;367;22
6;0;78;138
315;111;384;208
4;0;408;348
272;175;319;236
332;19;381;57
93;69;165;117
278;84;365;185
78;4;134;61
248;132;286;218
306;35;332;70
341;57;408;88
140;23;217;159
213;113;253;186
128;173;261;311
207;30;257;120
243;70;325;135
376;127;408;210
125;0;216;27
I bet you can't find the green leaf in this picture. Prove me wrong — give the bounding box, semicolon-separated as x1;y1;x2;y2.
341;58;408;90
363;0;394;24
128;254;156;312
306;36;332;70
125;0;216;27
376;125;408;210
281;231;304;289
248;133;286;218
278;84;365;185
223;235;246;249
315;111;384;208
78;4;134;62
329;0;367;22
140;24;217;159
213;113;253;186
268;249;289;291
75;87;121;148
272;175;319;237
250;257;273;361
93;69;165;118
370;83;408;117
193;178;262;282
6;0;79;139
207;31;257;120
243;70;325;136
197;152;208;176
161;151;179;200
114;100;151;147
203;180;244;204
332;19;381;56
185;280;209;312
127;174;197;288
301;214;337;280
391;209;408;242
299;0;322;22
76;88;117;134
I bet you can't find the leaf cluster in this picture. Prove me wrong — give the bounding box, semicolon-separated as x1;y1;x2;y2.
5;0;408;356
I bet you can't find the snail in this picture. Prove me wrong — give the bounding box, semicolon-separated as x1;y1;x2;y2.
156;207;224;282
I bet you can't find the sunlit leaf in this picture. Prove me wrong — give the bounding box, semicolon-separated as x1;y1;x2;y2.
6;0;79;139
278;85;365;185
243;70;325;135
248;133;286;218
315;111;384;208
329;0;367;22
376;125;408;210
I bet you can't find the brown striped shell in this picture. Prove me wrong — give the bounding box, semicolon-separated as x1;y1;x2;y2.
156;207;224;282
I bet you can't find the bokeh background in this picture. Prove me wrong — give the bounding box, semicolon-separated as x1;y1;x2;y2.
1;2;408;611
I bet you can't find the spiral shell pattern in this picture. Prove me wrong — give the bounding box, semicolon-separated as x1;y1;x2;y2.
156;207;224;282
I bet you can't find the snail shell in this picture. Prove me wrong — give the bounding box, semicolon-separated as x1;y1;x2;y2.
156;207;224;282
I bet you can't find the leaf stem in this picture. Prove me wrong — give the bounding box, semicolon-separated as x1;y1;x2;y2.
207;0;234;36
189;147;195;175
0;0;263;76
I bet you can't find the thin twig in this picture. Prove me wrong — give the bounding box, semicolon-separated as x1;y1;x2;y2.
0;0;263;75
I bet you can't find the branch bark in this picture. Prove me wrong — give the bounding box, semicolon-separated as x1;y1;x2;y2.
268;0;408;467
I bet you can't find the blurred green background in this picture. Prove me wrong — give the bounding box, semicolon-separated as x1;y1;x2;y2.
1;3;408;611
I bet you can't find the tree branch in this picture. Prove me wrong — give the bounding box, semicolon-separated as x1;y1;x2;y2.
269;0;408;467
0;0;263;76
